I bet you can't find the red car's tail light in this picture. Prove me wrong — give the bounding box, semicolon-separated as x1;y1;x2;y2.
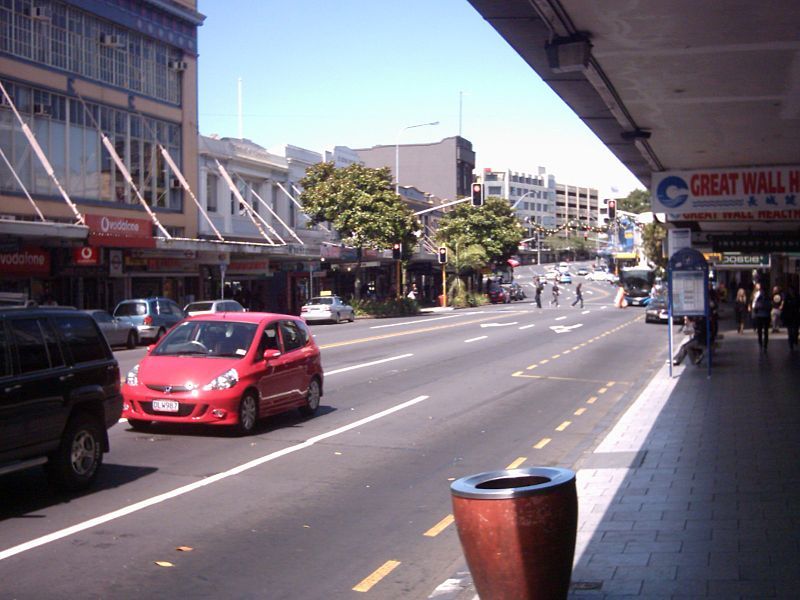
143;316;153;325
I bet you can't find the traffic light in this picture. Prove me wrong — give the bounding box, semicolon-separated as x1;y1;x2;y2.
471;182;483;207
437;246;448;264
607;199;616;221
392;242;401;260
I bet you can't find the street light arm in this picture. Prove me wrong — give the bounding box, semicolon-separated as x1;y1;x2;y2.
511;190;536;209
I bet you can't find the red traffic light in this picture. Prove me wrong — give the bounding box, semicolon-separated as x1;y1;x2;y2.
392;243;401;260
607;199;616;220
437;246;448;264
471;183;484;207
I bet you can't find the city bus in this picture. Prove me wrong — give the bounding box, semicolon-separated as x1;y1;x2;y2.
619;266;656;306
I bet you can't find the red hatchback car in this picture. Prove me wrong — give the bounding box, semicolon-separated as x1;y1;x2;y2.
122;313;323;435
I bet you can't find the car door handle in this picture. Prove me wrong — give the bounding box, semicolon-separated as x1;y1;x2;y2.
4;384;21;393
59;374;74;382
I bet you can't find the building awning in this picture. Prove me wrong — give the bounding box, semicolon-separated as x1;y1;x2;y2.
0;219;89;242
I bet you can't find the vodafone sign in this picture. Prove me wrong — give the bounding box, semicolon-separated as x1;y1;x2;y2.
73;246;100;266
85;214;155;248
0;248;51;275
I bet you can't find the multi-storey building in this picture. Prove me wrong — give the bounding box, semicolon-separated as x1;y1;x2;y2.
0;0;204;309
355;136;475;201
481;167;556;229
554;182;600;231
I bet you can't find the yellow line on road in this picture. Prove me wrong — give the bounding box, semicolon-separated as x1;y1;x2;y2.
539;359;549;364
533;438;551;449
597;387;608;394
525;364;538;370
507;457;527;469
512;373;630;384
353;560;401;592
551;354;561;359
606;381;616;387
587;396;598;404
556;421;571;431
424;515;455;538
320;313;526;350
574;407;587;416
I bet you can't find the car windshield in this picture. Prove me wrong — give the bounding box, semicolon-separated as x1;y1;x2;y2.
185;302;214;312
153;320;258;358
308;297;334;305
114;302;147;316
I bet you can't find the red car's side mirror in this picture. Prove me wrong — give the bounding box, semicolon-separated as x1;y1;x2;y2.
263;350;281;361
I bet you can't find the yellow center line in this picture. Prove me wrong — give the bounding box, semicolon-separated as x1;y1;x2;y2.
606;381;616;387
320;313;527;350
597;387;608;394
571;345;580;350
574;407;587;416
562;349;571;354
551;354;561;359
506;457;527;469
525;364;538;370
512;370;524;377
539;359;549;364
353;560;402;592
587;396;598;404
556;420;571;431
423;515;455;538
512;373;631;384
533;438;551;449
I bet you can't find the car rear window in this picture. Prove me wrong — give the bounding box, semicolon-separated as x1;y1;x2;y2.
114;302;147;317
308;297;333;305
186;302;213;312
53;315;111;363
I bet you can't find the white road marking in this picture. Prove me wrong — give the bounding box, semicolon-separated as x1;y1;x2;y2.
518;324;535;330
550;324;584;334
480;322;518;328
464;336;488;343
582;310;590;314
369;315;459;329
0;395;431;562
555;316;567;321
601;306;608;310
325;354;414;375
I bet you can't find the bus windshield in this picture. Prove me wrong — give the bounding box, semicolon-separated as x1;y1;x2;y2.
620;268;655;298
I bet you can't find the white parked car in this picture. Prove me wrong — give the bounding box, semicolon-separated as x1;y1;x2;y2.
301;296;355;324
184;299;246;316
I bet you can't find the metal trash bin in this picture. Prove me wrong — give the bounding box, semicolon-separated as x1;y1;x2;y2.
450;467;578;600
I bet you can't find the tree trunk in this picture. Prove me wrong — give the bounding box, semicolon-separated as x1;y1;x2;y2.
354;247;363;301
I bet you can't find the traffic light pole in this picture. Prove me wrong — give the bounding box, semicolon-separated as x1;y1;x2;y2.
396;259;402;299
441;263;447;307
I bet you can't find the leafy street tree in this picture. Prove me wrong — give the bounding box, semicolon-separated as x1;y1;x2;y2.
641;221;667;270
443;237;487;306
436;196;524;265
618;189;651;214
299;162;418;299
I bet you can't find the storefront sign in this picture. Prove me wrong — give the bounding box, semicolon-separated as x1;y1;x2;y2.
73;246;100;266
668;228;692;257
228;260;269;273
711;232;800;253
146;258;197;273
85;214;156;248
0;247;50;275
652;166;800;221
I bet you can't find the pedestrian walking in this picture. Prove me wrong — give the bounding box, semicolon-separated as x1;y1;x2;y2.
770;286;783;332
749;282;771;350
781;287;799;350
550;281;560;307
533;277;543;309
734;287;748;334
571;282;583;308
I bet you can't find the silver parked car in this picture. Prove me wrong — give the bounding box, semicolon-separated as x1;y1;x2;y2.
83;309;139;348
184;299;246;316
112;297;186;344
301;296;355;324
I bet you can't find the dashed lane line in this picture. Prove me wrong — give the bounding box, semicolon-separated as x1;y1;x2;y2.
353;560;402;593
423;515;455;538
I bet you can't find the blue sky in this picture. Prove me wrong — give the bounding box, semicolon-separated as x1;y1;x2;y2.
196;0;643;198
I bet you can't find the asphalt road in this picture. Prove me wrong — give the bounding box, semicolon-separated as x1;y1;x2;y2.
0;266;669;599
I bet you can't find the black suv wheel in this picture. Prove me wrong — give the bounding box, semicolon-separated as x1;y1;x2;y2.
46;414;104;491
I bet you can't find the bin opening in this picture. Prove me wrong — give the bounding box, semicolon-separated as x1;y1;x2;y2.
476;475;550;490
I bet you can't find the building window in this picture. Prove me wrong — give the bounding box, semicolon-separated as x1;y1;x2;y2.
0;0;183;105
0;78;181;210
488;186;502;196
206;172;218;212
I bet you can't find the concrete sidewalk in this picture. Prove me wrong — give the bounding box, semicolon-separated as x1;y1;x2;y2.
431;313;800;599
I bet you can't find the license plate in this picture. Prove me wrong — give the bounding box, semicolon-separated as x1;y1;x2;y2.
152;399;179;412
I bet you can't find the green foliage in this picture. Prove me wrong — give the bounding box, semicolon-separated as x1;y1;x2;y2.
436;196;524;264
350;297;420;318
642;222;668;269
618;189;651;214
299;162;419;253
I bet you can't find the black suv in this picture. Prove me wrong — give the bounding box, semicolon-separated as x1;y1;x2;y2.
0;307;122;490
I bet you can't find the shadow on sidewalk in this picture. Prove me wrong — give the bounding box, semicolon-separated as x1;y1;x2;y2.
569;318;800;597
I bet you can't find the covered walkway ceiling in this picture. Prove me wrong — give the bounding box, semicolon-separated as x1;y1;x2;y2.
467;0;800;233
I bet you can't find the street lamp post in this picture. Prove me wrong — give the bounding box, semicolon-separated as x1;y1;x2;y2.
395;121;439;194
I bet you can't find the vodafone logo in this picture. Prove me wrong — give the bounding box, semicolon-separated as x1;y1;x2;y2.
100;216;141;234
80;247;93;260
